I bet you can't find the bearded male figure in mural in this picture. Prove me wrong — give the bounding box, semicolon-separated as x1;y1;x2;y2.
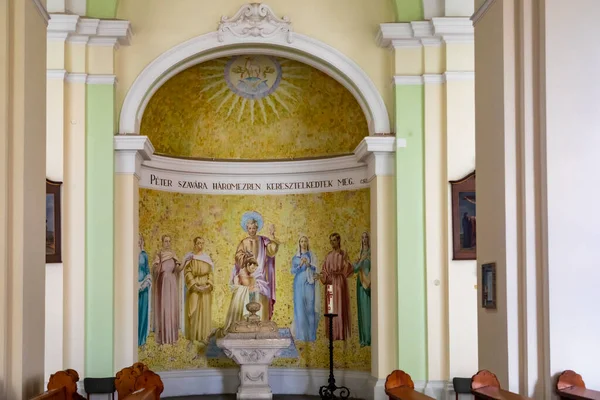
291;236;321;342
353;232;371;347
183;237;214;344
317;233;354;341
153;235;184;345
232;211;279;319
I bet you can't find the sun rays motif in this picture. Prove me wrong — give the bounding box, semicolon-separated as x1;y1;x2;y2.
198;55;309;124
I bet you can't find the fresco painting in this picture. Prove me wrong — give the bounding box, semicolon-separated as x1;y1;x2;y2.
137;188;371;371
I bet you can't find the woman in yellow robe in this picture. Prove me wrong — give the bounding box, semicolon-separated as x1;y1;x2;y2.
182;237;214;343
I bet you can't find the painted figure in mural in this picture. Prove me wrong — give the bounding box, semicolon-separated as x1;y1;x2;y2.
317;232;354;341
182;237;214;344
353;232;371;347
220;254;269;334
152;234;183;345
138;234;151;347
291;236;321;342
232;211;279;319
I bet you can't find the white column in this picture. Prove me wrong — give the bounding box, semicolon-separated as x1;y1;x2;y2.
355;136;396;400
114;135;154;372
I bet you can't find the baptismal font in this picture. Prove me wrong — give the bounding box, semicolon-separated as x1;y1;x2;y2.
216;298;291;399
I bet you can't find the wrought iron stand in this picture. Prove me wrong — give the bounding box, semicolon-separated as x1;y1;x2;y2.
319;313;350;400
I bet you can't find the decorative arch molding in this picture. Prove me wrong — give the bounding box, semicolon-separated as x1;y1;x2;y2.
118;3;391;136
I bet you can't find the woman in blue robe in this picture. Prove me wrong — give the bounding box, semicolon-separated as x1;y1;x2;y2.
138;234;151;347
354;232;371;347
291;236;320;342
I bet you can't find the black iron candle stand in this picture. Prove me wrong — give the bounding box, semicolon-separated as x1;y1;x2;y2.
319;313;350;400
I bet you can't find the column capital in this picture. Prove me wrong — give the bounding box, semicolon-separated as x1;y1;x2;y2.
376;18;474;49
47;14;132;47
114;135;154;179
354;136;397;180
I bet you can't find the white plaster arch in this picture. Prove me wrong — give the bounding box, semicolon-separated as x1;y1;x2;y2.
119;31;391;136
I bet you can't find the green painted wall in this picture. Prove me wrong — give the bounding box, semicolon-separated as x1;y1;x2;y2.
85;84;115;377
86;0;118;18
393;0;424;22
395;84;427;380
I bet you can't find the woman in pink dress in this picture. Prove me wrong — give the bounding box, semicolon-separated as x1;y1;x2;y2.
153;234;183;345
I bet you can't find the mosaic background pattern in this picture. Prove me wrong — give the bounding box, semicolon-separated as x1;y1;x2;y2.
140;56;369;159
138;188;371;371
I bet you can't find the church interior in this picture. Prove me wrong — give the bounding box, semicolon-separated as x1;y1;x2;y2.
1;0;600;399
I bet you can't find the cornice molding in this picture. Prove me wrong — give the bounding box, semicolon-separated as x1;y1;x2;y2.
61;72;118;85
354;136;396;180
377;17;474;49
87;74;117;85
114;136;155;179
393;75;424;85
471;0;497;26
47;14;132;47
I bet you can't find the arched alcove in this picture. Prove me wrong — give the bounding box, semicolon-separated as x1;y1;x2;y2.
141;55;369;160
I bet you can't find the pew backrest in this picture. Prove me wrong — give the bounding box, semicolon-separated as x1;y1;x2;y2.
384;370;434;400
557;370;600;400
30;387;67;400
471;370;532;400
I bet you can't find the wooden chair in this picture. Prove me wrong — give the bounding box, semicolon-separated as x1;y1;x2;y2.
471;370;531;400
115;363;163;400
384;370;434;400
556;370;600;400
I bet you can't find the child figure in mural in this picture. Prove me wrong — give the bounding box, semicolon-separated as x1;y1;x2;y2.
182;237;214;344
232;211;279;320
353;232;371;347
138;234;151;347
317;232;354;341
152;234;183;345
291;235;321;342
219;254;269;335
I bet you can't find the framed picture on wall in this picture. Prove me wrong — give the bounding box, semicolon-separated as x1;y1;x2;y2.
481;262;497;309
450;171;476;260
46;179;62;263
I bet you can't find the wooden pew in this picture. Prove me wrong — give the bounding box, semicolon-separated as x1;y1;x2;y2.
115;363;164;400
556;370;600;400
384;370;434;400
471;370;532;400
30;369;85;400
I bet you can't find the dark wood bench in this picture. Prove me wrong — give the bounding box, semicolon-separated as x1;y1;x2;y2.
384;370;434;400
471;370;532;400
556;370;600;400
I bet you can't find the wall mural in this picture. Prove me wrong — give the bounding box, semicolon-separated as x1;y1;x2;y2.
140;55;369;160
137;188;371;372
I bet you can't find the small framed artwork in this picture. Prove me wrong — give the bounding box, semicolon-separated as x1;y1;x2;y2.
46;179;62;263
450;171;476;260
481;262;497;309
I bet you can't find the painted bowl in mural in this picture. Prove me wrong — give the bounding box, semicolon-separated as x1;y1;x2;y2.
246;301;261;314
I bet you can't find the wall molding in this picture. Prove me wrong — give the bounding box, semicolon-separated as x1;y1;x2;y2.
471;0;498;27
47;69;67;80
114;135;155;179
119;3;391;136
377;17;474;49
394;72;475;86
140;369;450;400
59;72;118;85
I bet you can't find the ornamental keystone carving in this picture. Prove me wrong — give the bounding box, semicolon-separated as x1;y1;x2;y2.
217;3;293;43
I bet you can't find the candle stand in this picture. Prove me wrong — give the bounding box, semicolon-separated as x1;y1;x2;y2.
319;313;350;400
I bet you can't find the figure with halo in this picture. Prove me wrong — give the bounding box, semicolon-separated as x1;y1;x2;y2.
231;211;280;320
291;235;321;342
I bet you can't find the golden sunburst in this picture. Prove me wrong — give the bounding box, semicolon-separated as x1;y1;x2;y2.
197;55;310;124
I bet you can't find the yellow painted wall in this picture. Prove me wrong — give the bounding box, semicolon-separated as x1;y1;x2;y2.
138;188;371;371
115;0;394;126
141;56;368;159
